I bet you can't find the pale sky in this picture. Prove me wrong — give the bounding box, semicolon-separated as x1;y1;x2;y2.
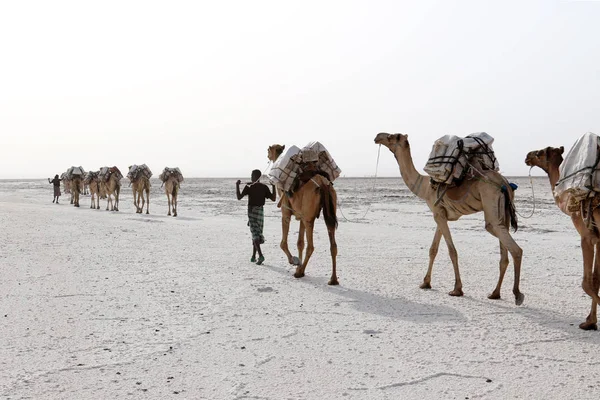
1;0;599;178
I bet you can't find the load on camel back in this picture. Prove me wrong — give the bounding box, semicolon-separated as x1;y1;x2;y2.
424;132;499;187
554;132;600;213
266;141;341;201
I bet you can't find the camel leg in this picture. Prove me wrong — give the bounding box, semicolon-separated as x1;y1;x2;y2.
327;225;338;285
581;243;600;330
580;238;600;330
294;221;314;279
146;189;150;214
297;221;305;267
280;210;296;265
421;227;442;289
488;242;509;300
173;193;177;217
114;190;119;211
434;214;463;296
167;193;171;216
491;225;524;305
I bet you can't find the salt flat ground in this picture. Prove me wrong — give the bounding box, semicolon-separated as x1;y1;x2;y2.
1;177;599;400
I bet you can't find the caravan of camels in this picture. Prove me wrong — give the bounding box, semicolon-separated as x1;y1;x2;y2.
52;132;600;331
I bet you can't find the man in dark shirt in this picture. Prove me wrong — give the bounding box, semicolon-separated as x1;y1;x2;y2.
236;169;276;265
48;174;62;203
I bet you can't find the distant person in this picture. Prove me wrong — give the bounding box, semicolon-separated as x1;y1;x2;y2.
236;169;276;265
48;174;62;203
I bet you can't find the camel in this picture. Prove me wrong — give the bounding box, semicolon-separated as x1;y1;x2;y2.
525;146;600;330
374;133;524;305
70;175;82;207
99;167;121;211
61;172;71;195
130;175;150;214
163;175;180;217
267;144;339;285
85;171;101;209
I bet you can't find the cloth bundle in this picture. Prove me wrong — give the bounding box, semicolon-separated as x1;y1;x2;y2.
555;132;600;201
83;171;99;184
267;142;341;192
99;166;123;182
65;166;86;180
159;167;184;183
127;164;153;181
424;132;498;185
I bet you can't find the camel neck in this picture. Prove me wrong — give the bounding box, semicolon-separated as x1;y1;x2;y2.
548;165;560;190
393;145;429;200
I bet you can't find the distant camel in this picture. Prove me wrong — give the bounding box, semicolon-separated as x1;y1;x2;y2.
526;146;600;330
374;133;524;305
267;144;339;285
160;168;182;217
128;166;151;214
84;171;101;209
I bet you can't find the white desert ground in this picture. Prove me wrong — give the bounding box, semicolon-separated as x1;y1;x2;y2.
1;176;600;400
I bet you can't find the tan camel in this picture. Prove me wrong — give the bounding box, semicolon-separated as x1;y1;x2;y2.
525;146;600;330
70;176;82;207
100;167;121;211
164;175;180;217
374;133;524;305
131;176;151;214
61;172;71;195
267;144;339;285
85;172;101;209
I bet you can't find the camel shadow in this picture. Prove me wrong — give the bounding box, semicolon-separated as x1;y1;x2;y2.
461;295;600;343
262;263;467;324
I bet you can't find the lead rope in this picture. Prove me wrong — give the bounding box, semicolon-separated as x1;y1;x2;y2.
337;144;381;222
515;167;536;219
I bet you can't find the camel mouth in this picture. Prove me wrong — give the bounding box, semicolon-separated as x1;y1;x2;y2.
374;133;389;145
524;155;535;166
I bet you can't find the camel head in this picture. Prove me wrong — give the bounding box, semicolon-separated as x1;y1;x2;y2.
268;144;285;162
525;146;564;173
374;132;409;151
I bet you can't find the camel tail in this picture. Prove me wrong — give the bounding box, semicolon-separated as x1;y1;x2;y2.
503;186;518;232
320;183;338;230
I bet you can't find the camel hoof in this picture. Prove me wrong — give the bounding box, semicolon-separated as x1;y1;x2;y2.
328;279;339;286
293;272;305;279
488;292;501;300
146;211;149;214
449;289;464;297
420;282;432;289
514;293;525;306
173;213;177;217
168;213;171;216
579;322;598;331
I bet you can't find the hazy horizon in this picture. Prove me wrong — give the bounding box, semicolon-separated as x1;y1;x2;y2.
1;0;599;179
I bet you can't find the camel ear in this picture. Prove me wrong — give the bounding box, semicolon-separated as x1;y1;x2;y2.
559;146;564;154
394;134;402;141
282;145;285;150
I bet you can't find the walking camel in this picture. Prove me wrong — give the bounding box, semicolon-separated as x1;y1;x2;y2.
525;146;600;330
100;167;122;211
84;171;101;209
374;133;524;305
129;166;151;214
70;175;82;207
160;169;181;217
267;144;339;285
